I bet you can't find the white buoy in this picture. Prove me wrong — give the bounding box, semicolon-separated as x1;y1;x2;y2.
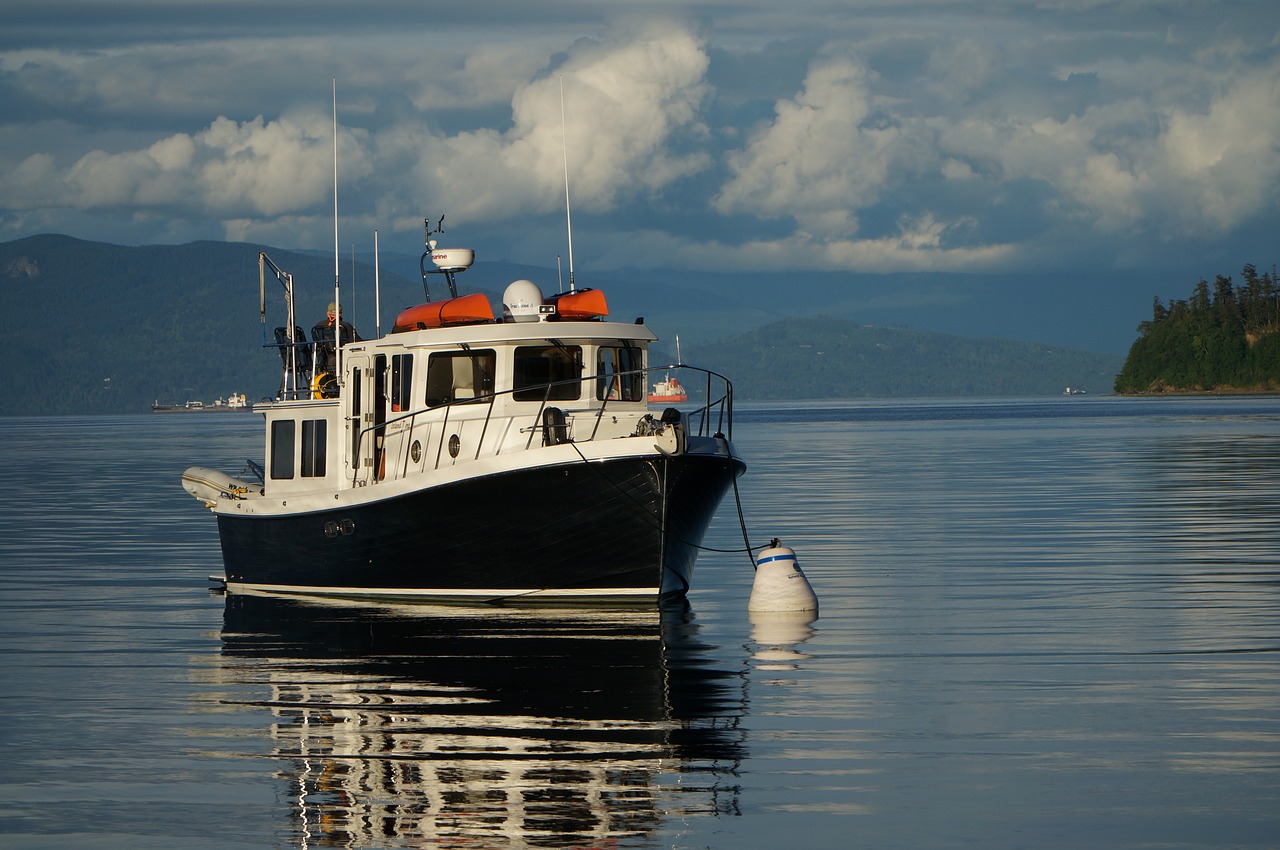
748;539;819;615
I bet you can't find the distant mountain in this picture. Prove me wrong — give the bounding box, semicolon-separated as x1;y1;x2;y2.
589;266;1170;357
1;235;1122;414
690;316;1122;399
341;252;1167;356
2;235;424;415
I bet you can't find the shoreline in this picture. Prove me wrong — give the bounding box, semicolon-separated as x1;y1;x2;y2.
1115;385;1280;397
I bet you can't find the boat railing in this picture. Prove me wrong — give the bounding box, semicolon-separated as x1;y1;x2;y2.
349;364;733;483
267;334;315;401
669;363;735;441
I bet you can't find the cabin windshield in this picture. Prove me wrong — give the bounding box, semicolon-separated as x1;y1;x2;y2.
513;345;582;401
596;343;645;401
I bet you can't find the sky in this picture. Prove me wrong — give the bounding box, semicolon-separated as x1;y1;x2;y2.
1;0;1278;282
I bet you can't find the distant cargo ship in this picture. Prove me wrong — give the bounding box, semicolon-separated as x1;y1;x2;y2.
152;394;252;413
648;335;689;404
648;374;688;404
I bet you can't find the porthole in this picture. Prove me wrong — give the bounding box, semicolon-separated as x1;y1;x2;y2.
448;434;461;458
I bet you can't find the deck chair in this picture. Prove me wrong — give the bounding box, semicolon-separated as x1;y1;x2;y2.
274;326;312;399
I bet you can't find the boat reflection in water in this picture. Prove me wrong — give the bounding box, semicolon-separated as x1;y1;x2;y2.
218;594;747;848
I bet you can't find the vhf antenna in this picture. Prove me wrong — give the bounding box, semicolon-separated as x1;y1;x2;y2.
560;75;576;292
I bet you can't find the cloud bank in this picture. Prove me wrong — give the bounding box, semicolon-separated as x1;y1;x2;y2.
1;1;1277;275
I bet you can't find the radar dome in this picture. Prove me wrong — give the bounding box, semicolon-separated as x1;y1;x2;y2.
430;248;474;272
503;280;545;323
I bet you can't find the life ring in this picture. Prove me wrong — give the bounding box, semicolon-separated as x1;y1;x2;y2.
312;372;337;399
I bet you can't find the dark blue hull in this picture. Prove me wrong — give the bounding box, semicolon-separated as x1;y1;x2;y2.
217;452;742;603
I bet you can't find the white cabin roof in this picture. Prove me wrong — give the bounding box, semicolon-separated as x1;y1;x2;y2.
356;318;658;351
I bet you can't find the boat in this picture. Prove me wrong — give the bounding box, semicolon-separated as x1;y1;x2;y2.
648;375;688;404
648;374;688;404
152;393;252;413
648;334;689;403
181;226;744;605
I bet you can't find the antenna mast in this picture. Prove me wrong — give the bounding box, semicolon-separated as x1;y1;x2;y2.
560;75;576;292
374;229;382;337
332;78;343;383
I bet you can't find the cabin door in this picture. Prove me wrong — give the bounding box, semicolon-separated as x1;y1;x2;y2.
344;353;383;484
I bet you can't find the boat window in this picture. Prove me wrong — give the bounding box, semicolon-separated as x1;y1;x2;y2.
426;349;496;407
373;354;387;479
596;344;645;401
301;419;327;478
270;420;295;480
390;354;413;412
514;345;582;401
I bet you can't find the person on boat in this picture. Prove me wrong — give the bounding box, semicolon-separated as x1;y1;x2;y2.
311;302;361;397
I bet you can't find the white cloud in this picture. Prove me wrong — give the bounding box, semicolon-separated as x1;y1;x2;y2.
406;26;712;221
1157;67;1280;230
932;58;1280;239
714;54;902;236
201;113;365;216
16;110;357;220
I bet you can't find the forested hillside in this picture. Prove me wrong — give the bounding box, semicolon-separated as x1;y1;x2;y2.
1114;264;1280;393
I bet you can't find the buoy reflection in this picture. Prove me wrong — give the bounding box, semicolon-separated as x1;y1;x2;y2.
749;610;818;672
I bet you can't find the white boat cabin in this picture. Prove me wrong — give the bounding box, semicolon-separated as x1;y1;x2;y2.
260;317;660;497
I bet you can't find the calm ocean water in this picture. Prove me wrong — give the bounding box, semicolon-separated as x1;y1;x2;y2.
1;396;1278;849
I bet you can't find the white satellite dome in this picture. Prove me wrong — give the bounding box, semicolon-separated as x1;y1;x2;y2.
502;280;545;323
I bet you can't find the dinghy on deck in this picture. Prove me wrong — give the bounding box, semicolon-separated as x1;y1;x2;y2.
393;293;495;331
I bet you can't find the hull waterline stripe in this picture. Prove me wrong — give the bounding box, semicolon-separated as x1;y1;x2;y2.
756;553;797;566
228;581;658;599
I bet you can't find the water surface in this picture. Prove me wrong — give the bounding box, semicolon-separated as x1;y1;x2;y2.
1;397;1277;848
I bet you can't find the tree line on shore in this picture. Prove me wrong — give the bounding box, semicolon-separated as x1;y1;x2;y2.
1114;263;1280;394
